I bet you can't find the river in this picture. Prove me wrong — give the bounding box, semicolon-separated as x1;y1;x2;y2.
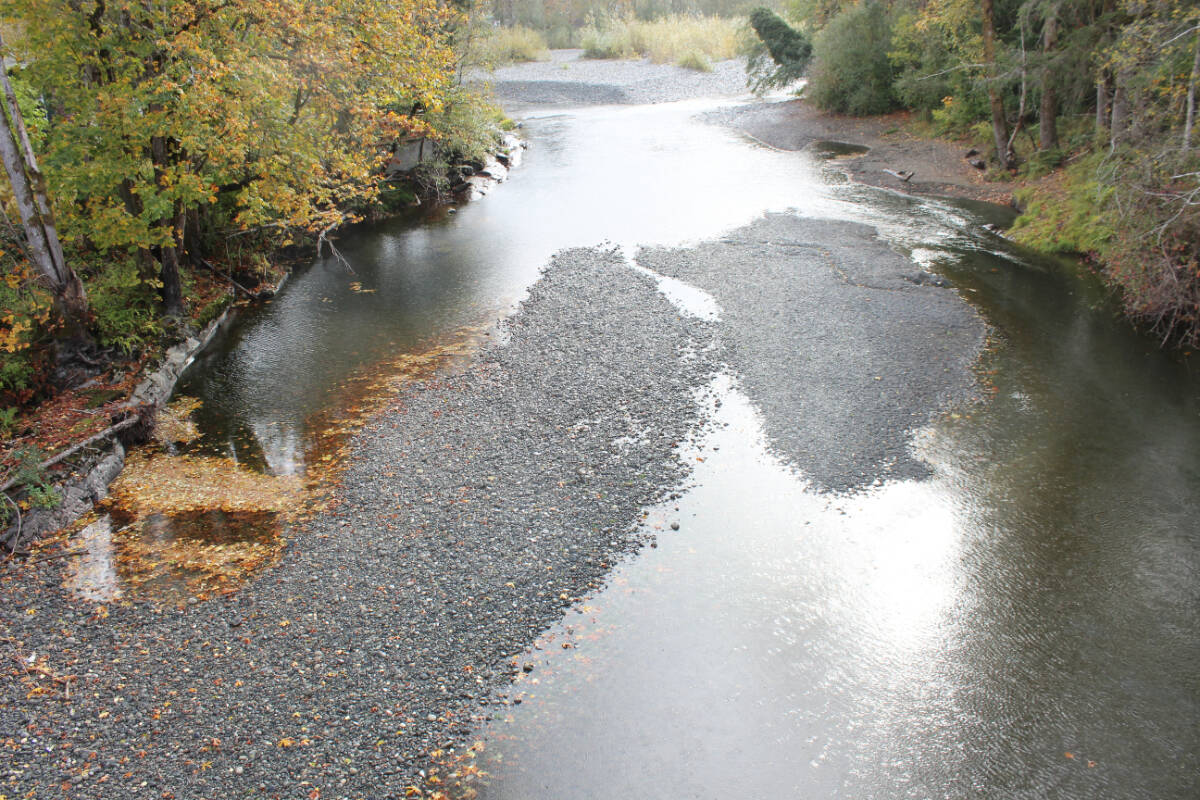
169;84;1198;798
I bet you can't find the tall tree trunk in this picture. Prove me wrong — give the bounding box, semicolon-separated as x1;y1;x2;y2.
1096;75;1110;134
150;133;184;316
1039;5;1060;151
1185;28;1200;151
1110;73;1129;147
981;0;1015;168
0;37;88;324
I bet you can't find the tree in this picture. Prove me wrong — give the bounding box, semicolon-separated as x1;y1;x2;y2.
3;0;458;318
1038;1;1060;150
807;1;897;116
746;7;813;93
981;0;1016;167
0;33;87;330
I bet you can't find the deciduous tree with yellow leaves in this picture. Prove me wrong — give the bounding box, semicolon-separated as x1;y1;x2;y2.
0;0;463;384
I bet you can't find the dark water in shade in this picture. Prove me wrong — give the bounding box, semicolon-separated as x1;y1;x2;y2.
173;95;1199;798
812;139;872;158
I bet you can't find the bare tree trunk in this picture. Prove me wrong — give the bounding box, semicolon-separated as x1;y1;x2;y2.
1040;5;1060;151
1185;29;1200;151
1110;73;1129;147
159;208;186;317
981;0;1015;168
1007;15;1029;161
0;34;87;323
1096;75;1110;134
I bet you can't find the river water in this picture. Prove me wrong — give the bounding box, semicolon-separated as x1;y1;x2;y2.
173;94;1198;798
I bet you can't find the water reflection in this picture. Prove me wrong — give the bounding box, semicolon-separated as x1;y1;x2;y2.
64;516;122;603
471;345;1197;798
469;375;971;798
172;90;1200;796
177;96;861;472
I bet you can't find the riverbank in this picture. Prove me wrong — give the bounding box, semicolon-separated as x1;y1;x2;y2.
714;99;1017;207
0;131;525;552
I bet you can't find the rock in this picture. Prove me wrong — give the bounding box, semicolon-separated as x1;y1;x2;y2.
902;272;951;288
965;148;979;158
968;158;986;170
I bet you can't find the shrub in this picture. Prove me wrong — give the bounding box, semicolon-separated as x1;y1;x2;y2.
86;257;163;353
929;94;993;137
425;87;504;164
632;15;744;65
806;1;897;116
677;49;713;72
582;15;744;67
581;23;635;59
475;26;550;67
9;445;59;508
0;261;53;403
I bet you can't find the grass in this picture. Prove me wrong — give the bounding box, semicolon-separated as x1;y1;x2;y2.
474;25;550;68
580;15;747;71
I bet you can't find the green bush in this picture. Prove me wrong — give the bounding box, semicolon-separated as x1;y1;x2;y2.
582;15;744;66
929;94;993;137
581;24;634;59
677;49;713;72
0;260;53;402
9;445;58;507
0;406;17;439
425;87;504;164
86;257;163;353
806;1;897;116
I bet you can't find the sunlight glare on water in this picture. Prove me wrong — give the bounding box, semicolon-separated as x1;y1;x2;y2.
177;96;854;473
470;374;968;799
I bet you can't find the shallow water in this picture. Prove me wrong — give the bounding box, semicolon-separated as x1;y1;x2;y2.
172;94;1199;797
174;98;856;473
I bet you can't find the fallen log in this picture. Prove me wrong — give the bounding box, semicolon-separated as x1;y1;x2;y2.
0;414;142;495
196;258;260;300
883;168;914;182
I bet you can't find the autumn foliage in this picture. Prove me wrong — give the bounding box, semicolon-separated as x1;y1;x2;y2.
0;0;465;396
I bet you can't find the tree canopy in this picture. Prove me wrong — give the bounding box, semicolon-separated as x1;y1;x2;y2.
0;0;483;399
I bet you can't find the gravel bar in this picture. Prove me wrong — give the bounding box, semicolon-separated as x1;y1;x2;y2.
0;250;715;799
479;49;750;108
638;213;986;491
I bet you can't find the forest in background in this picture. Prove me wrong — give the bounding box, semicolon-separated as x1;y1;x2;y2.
752;0;1200;350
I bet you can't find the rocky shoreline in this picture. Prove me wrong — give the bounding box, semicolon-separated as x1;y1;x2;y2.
0;248;716;799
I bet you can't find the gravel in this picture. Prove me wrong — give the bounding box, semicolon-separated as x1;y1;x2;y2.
0;249;715;800
637;213;986;491
478;49;750;108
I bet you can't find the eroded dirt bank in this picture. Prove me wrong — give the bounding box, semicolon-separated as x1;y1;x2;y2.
715;99;1014;206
